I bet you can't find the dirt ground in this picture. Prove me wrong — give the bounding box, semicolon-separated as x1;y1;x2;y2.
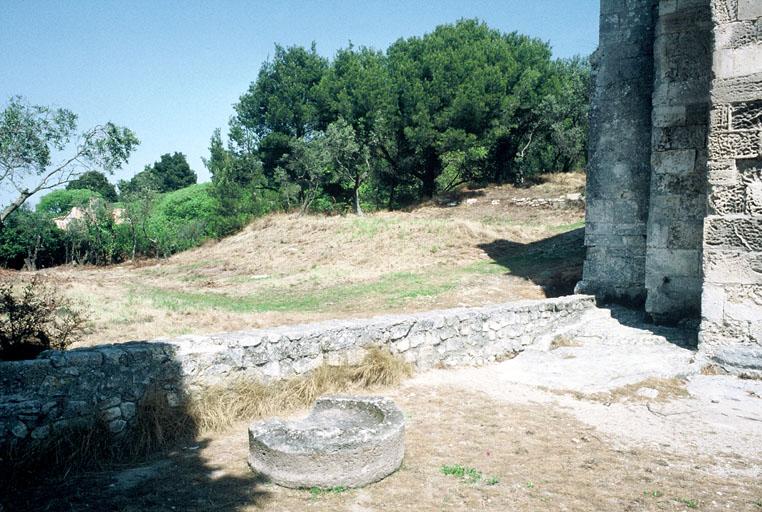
9;386;759;512
29;173;586;346
8;307;761;512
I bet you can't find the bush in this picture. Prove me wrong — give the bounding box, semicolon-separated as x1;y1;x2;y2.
36;189;102;217
0;276;88;361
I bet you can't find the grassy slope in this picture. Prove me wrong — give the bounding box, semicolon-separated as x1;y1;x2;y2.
43;173;586;346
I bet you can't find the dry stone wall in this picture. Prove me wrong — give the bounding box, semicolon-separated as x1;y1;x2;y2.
0;295;595;452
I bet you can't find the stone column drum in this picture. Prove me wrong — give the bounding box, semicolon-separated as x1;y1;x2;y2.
248;396;405;488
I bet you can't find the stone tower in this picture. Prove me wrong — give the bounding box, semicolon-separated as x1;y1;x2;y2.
578;0;762;376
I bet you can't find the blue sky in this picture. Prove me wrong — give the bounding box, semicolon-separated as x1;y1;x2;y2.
0;0;599;195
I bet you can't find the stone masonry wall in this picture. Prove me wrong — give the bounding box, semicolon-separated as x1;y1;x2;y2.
578;0;657;304
645;0;712;321
700;0;762;372
0;295;595;451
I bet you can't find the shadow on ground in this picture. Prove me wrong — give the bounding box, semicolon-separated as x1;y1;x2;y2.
6;437;271;511
478;228;699;349
478;227;585;297
1;342;273;512
606;306;699;349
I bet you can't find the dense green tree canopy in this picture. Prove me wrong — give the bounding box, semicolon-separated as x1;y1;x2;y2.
119;152;197;198
66;170;118;201
214;19;590;210
36;188;102;217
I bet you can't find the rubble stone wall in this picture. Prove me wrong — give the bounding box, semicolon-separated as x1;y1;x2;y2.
0;295;595;451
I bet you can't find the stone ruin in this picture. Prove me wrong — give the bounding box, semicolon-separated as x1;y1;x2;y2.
578;0;762;374
248;396;405;488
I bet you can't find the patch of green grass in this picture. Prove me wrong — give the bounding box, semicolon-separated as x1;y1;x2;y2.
551;220;585;233
440;464;482;482
440;464;499;486
140;270;457;314
309;486;348;498
347;217;395;238
676;498;699;509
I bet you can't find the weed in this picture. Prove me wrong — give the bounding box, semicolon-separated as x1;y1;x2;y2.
309;486;348;497
677;498;699;509
549;335;581;350
0;275;88;360
644;490;664;498
441;464;482;483
485;476;500;486
526;481;535;489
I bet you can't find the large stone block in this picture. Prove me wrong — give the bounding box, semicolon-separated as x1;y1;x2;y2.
738;0;762;20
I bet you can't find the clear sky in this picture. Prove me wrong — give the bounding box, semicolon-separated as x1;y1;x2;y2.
0;0;599;194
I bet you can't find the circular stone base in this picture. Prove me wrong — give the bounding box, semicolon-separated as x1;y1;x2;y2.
247;396;405;488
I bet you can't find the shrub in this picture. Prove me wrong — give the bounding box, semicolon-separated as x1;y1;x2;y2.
36;189;102;217
0;276;88;360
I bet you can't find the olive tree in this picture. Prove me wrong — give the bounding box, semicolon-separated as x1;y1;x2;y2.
0;96;139;225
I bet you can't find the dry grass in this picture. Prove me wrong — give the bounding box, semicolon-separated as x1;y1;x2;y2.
12;385;761;511
189;348;413;433
570;378;690;404
549;335;583;350
20;176;586;346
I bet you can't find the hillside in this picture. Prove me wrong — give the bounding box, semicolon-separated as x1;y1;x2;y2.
43;173;586;346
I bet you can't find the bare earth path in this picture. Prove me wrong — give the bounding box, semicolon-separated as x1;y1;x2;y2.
12;306;761;511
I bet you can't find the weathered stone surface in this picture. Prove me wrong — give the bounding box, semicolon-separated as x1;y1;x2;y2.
584;0;761;371
248;396;404;488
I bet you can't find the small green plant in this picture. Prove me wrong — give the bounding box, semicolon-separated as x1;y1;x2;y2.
309;486;348;498
440;464;499;486
526;481;535;489
644;490;664;498
677;498;699;509
441;464;481;482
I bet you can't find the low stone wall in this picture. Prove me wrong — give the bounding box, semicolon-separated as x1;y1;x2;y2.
0;295;595;451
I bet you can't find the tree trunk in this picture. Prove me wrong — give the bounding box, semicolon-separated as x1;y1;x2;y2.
353;176;363;216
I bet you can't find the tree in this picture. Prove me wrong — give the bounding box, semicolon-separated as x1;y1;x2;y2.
0;96;139;225
234;44;329;140
0;207;64;270
147;152;197;192
66;170;118;201
118;168;161;198
325;118;371;215
383;19;556;194
276;133;332;213
36;188;102;217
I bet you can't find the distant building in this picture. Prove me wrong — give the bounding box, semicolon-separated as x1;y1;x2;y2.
52;201;127;230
